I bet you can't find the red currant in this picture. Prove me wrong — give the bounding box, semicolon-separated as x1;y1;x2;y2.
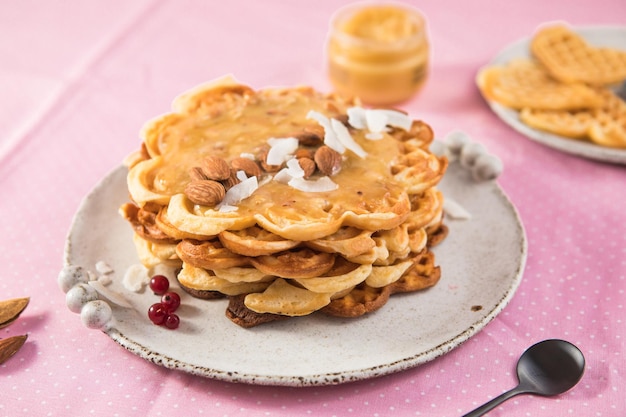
149;275;170;295
164;314;180;330
161;292;181;312
148;303;168;325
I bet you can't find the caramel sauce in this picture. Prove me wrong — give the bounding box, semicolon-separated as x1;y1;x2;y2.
137;88;408;220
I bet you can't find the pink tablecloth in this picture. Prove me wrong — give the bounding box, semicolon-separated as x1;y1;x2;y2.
1;1;625;416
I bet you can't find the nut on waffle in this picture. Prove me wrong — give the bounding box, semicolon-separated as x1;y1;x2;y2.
121;76;448;327
478;23;626;149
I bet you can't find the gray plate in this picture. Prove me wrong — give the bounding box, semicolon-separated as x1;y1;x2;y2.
479;25;626;164
64;163;526;386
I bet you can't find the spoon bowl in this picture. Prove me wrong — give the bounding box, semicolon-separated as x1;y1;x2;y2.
463;339;585;417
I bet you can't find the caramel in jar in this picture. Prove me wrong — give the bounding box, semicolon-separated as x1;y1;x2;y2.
327;2;429;105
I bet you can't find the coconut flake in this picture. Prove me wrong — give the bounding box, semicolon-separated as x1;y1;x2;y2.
266;137;299;165
95;260;113;275
365;109;389;133
307;110;345;154
377;109;412;131
285;157;305;178
331;118;367;158
348;107;412;137
288;176;338;192
218;175;258;211
122;264;149;292
272;167;292;183
236;170;248;181
347;107;367;129
365;132;384;140
240;152;256;160
443;198;472;220
97;274;112;286
89;280;133;308
217;204;238;212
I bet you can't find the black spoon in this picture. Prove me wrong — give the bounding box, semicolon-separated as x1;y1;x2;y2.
462;339;585;417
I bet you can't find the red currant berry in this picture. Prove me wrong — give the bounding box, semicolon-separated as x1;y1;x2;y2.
164;313;180;330
161;292;181;312
148;303;168;325
149;275;170;295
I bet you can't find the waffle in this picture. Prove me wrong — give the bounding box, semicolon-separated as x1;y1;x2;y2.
520;88;626;148
122;76;448;327
478;23;626;149
476;59;604;110
531;24;626;85
588;88;626;148
519;107;593;140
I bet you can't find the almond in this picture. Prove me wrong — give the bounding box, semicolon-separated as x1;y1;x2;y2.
231;157;262;177
294;148;315;160
201;156;231;181
222;168;241;189
185;180;225;206
295;130;324;147
0;297;29;329
314;145;342;176
297;157;316;179
257;146;282;173
0;334;27;365
189;167;208;181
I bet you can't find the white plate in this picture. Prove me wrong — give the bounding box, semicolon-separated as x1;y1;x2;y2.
63;163;526;386
479;25;626;164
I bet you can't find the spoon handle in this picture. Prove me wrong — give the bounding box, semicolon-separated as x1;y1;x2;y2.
462;386;527;417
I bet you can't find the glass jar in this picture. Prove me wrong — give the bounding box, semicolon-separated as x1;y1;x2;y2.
327;2;430;105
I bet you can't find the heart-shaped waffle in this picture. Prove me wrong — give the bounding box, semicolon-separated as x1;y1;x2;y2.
519;88;626;148
531;24;626;85
477;59;604;110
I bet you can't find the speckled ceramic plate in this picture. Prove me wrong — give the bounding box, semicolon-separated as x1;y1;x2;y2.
63;162;526;386
479;25;626;164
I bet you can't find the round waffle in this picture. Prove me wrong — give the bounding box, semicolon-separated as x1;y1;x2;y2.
121;76;448;326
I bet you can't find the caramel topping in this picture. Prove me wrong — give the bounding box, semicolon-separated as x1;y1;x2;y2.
132;85;407;220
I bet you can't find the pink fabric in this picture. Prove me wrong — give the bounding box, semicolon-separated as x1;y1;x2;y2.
1;0;625;416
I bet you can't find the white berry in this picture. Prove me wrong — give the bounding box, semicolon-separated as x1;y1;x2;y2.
472;153;504;181
445;130;471;155
460;142;487;168
80;300;113;329
66;283;99;313
58;265;89;293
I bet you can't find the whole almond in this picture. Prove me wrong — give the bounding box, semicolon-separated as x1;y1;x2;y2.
296;130;323;147
0;334;27;365
185;180;225;206
0;297;29;329
231;157;262;177
298;157;316;179
294;148;315;160
222;168;242;189
314;145;342;176
201;156;231;181
189;167;208;182
257;147;282;173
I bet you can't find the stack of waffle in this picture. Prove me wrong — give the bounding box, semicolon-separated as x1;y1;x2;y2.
120;76;448;327
478;24;626;148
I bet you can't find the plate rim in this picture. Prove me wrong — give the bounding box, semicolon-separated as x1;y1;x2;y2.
478;24;626;165
63;163;527;386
